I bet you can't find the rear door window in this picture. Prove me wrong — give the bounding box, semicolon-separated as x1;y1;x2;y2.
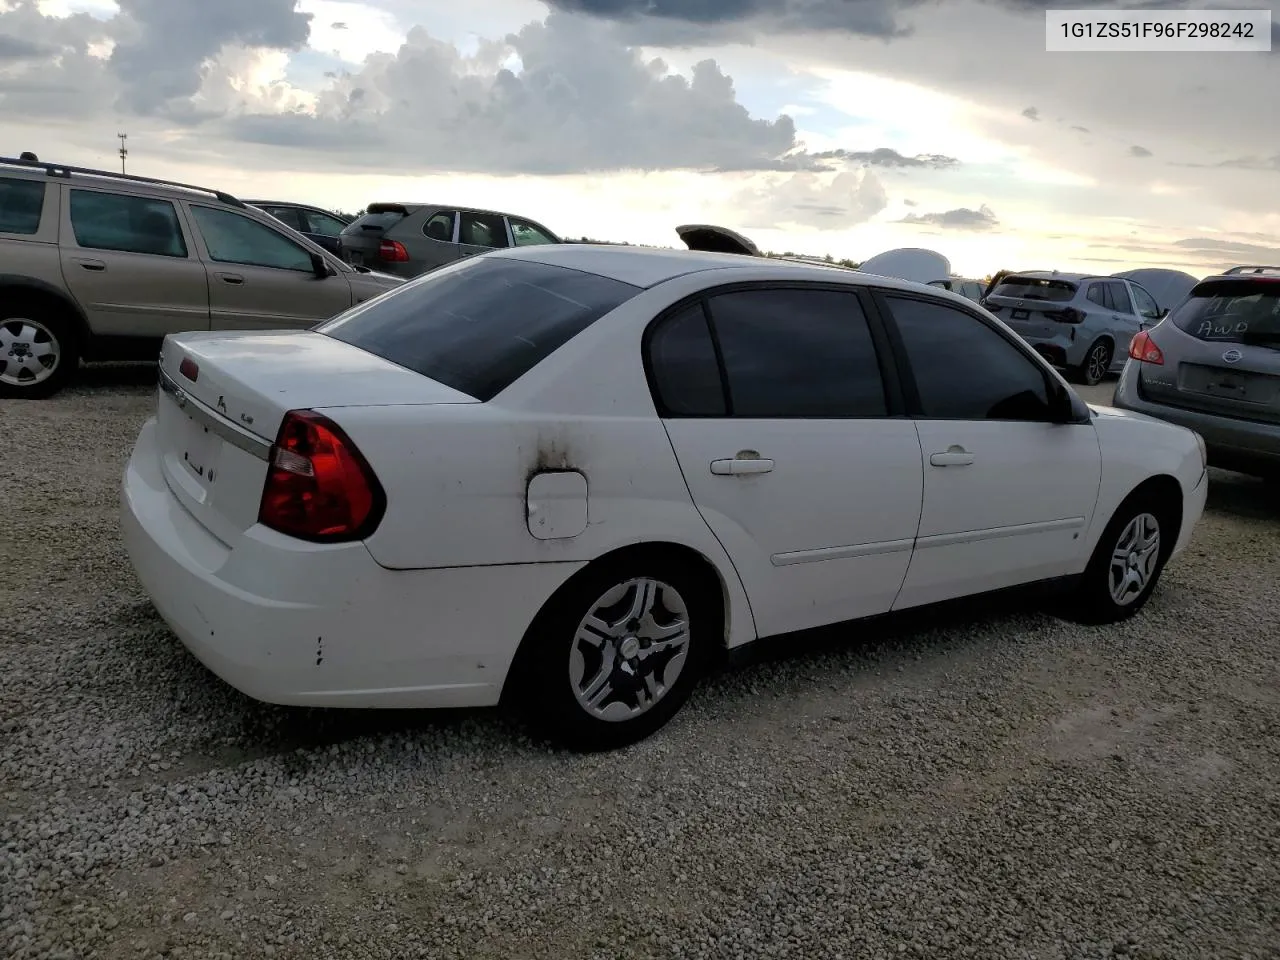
459;212;509;249
1087;283;1110;309
259;205;304;231
317;257;640;400
1107;281;1134;314
303;210;349;237
990;277;1077;303
1171;279;1280;347
69;189;188;258
0;177;46;234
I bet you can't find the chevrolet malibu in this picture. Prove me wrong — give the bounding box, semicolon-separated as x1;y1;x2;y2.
121;244;1209;750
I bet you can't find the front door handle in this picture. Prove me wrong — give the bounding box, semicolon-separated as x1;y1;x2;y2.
215;272;244;285
711;452;775;476
73;258;106;271
929;446;975;467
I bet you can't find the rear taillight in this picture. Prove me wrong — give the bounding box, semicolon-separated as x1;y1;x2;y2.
1128;330;1165;365
1048;306;1083;323
179;357;199;382
378;239;409;262
258;410;385;543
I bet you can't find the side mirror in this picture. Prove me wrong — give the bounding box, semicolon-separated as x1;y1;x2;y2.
1050;384;1080;424
309;252;329;279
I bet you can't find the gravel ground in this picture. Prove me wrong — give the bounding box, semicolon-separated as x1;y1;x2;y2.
3;367;1279;960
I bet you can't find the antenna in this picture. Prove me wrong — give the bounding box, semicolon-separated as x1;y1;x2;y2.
117;132;128;173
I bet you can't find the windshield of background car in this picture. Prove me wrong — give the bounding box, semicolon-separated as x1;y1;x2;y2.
989;277;1077;302
341;210;405;235
317;256;641;401
1171;279;1280;346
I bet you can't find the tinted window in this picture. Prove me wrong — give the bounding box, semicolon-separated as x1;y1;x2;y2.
422;212;455;243
704;287;886;418
190;206;313;272
1130;284;1161;320
510;218;558;246
69;190;188;258
1171;279;1280;345
990;276;1077;303
886;295;1054;421
1087;283;1109;308
318;257;640;401
647;303;726;416
0;177;45;234
459;212;508;248
342;210;405;237
303;210;348;237
1108;281;1134;314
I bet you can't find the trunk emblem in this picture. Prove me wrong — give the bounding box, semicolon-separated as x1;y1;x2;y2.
1222;349;1243;363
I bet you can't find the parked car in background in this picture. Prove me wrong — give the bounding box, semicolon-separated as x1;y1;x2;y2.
982;271;1165;385
244;200;352;255
0;156;403;398
928;277;985;302
1114;266;1280;483
122;243;1206;751
337;202;562;277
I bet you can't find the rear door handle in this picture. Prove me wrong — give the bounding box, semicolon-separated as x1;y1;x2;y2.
711;453;775;476
73;258;105;271
929;446;975;467
215;272;244;284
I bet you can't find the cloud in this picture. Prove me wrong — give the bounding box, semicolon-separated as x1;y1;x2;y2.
810;147;959;169
1070;125;1089;133
0;34;52;60
899;203;999;230
331;22;348;30
108;0;312;114
903;198;918;207
1021;106;1039;121
1129;145;1152;158
540;0;923;44
1172;237;1280;264
734;168;888;230
210;14;811;175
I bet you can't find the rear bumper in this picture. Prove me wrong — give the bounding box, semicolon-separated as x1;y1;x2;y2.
1114;363;1280;476
121;417;582;708
1002;324;1084;369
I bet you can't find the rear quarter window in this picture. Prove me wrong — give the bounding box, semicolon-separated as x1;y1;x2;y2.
317;256;641;401
990;277;1077;303
1172;280;1280;345
0;177;46;235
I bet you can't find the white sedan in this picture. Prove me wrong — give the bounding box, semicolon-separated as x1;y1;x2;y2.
121;244;1208;750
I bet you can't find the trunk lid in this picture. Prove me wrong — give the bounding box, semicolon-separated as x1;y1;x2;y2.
154;330;476;545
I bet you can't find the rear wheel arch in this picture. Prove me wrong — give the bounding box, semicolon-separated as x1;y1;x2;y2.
500;540;731;706
0;277;91;344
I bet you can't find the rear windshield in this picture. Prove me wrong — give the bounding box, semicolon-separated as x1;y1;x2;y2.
317;256;641;401
1171;279;1280;346
989;276;1077;303
341;211;405;236
0;177;45;234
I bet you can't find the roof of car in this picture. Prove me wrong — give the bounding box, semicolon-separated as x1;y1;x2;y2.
1000;270;1095;283
0;155;244;207
491;242;979;302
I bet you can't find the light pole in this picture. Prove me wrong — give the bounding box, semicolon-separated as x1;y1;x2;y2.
117;132;128;173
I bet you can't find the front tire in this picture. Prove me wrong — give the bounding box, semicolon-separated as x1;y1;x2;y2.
512;559;715;751
1062;494;1173;625
0;306;78;399
1072;338;1112;386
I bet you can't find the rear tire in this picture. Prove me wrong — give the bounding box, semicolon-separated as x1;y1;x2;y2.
1072;338;1112;386
509;557;717;751
1060;491;1175;625
0;300;78;399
